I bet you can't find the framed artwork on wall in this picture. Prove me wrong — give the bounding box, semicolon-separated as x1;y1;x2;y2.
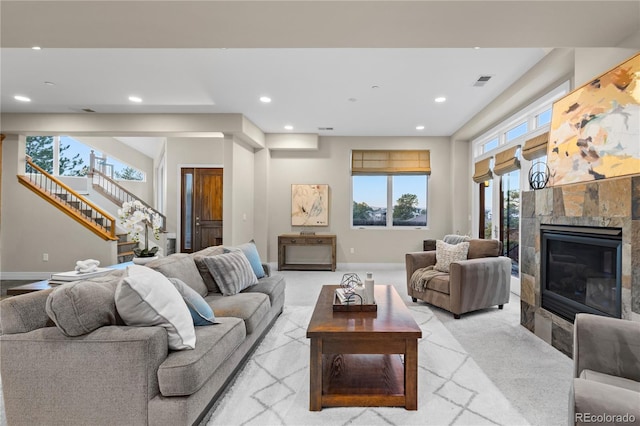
291;184;329;226
548;52;640;186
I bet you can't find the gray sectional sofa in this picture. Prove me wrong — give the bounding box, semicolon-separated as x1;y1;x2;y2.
0;246;285;425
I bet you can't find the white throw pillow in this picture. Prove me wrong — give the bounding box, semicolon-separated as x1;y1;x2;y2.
115;265;196;350
434;240;470;273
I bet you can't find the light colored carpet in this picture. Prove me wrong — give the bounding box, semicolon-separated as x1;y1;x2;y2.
205;304;530;426
203;267;573;426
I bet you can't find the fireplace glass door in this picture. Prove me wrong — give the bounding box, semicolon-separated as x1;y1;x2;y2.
541;227;622;321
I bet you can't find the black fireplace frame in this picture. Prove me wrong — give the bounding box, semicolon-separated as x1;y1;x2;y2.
540;225;622;322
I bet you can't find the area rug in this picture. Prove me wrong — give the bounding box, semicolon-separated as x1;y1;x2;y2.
204;304;530;426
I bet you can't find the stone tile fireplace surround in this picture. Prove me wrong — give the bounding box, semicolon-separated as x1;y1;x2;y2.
520;176;640;357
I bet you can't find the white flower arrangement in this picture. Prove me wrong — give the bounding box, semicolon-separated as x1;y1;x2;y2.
118;200;163;257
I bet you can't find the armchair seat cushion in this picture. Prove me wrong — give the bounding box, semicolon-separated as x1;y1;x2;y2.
425;275;450;294
580;369;640;393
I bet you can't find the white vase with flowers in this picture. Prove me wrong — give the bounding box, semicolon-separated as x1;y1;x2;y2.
118;200;163;263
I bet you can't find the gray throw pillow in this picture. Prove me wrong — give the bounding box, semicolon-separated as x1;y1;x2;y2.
200;251;258;296
46;277;122;337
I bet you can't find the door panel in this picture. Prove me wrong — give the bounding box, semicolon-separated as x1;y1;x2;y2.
194;168;223;250
181;168;223;253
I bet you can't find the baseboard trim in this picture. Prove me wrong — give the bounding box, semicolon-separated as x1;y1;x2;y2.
0;272;51;280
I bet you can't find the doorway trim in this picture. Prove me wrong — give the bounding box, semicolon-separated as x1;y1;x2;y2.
176;163;223;253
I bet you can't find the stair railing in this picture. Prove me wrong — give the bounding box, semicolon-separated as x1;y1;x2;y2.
89;166;167;231
19;156;117;241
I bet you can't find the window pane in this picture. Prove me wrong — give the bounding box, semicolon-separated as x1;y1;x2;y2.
352;176;386;227
483;138;499;153
536;109;552;127
58;136;89;176
506;122;528;142
502;170;520;277
25;136;54;174
392;175;427;227
184;173;193;250
480;180;493;239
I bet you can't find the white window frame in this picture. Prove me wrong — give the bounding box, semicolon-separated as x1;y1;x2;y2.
350;174;429;230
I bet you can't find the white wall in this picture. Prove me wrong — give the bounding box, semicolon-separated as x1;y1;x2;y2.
574;48;640;87
1;135;116;277
165;137;225;249
230;138;256;246
266;136;458;265
74;136;155;204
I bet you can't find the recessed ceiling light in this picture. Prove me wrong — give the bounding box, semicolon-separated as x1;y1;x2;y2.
348;98;357;102
284;125;294;130
14;95;31;102
474;46;481;50
371;85;380;89
44;81;55;86
128;96;142;103
31;46;41;50
435;97;447;103
259;96;272;103
416;125;425;130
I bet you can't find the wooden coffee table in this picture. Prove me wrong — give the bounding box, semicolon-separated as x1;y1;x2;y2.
306;284;422;411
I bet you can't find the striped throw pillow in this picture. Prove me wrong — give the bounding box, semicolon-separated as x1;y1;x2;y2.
200;251;258;296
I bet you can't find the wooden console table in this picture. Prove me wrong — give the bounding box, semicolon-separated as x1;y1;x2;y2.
278;234;336;271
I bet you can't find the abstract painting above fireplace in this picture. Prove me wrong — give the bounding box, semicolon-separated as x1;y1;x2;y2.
548;52;640;186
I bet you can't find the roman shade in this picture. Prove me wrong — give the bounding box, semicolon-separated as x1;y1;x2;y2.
351;150;431;175
493;146;520;176
472;158;493;183
522;133;549;160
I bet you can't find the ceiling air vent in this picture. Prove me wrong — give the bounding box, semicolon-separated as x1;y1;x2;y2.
318;127;334;131
473;75;493;87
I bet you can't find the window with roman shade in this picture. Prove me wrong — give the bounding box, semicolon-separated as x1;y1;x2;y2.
351;150;431;175
351;150;430;228
472;157;493;183
493;146;520;176
522;133;549;160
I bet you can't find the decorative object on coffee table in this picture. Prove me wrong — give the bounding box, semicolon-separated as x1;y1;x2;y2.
119;200;163;260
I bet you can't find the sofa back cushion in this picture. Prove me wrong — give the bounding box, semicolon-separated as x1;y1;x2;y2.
45;273;124;337
468;239;502;259
147;254;208;297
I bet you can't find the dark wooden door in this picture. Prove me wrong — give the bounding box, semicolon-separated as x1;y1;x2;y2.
181;168;223;252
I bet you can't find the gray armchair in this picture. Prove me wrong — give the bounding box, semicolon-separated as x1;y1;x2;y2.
405;238;511;319
570;313;640;426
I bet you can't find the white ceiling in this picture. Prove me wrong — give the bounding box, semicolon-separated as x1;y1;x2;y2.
1;1;639;139
1;47;548;136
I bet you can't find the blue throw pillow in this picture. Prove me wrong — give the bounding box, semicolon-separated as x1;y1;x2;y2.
168;278;218;326
223;240;266;279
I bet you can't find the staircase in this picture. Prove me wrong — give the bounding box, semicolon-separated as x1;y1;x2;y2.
89;151;166;231
18;156;117;241
117;233;138;263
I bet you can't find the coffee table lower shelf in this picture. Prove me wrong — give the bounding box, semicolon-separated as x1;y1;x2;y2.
320;354;406;407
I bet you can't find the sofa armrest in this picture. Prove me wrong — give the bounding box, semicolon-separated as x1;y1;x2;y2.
262;263;271;277
573;313;640;382
1;325;168;425
405;251;437;291
448;256;511;315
